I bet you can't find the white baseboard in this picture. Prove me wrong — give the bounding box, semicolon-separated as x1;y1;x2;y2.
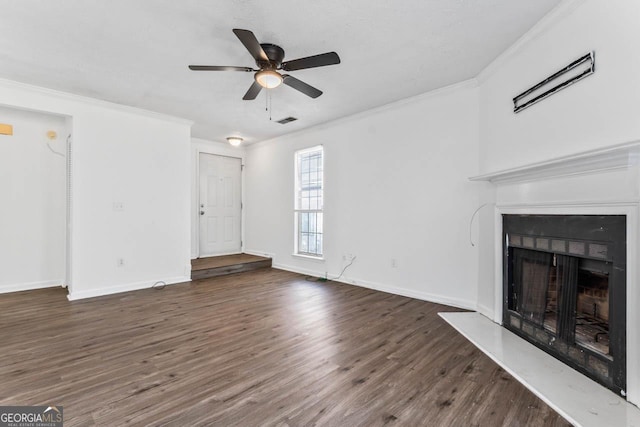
67;275;191;301
476;303;495;320
338;276;476;311
272;262;476;311
272;262;324;278
0;280;64;294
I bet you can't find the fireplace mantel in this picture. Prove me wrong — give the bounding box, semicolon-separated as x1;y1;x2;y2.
470;140;640;184
467;141;640;407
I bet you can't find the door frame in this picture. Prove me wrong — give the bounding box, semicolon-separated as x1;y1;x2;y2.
195;150;244;259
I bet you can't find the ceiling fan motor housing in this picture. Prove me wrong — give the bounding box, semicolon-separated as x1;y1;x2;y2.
259;44;285;69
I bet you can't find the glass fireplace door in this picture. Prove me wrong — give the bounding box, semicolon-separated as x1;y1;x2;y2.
508;248;612;359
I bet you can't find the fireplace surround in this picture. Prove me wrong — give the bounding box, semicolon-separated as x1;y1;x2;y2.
470;141;640;405
503;214;626;394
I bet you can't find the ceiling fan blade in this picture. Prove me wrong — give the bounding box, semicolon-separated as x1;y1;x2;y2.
281;52;340;71
243;81;263;100
282;75;322;98
189;65;254;72
233;29;269;62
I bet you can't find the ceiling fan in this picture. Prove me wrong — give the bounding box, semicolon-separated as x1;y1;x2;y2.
189;29;340;100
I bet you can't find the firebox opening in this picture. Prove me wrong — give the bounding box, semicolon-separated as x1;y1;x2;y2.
576;266;610;356
503;214;626;395
508;248;611;359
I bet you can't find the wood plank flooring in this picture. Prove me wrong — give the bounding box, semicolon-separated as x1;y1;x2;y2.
191;254;272;281
191;254;271;271
0;269;570;426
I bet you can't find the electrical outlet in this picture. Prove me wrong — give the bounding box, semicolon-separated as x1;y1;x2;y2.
343;253;354;262
113;202;124;211
391;258;398;268
117;258;125;267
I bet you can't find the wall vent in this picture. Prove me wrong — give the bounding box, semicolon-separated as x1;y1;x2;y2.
276;116;298;124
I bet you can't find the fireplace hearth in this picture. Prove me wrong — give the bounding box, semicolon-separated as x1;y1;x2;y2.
503;214;626;395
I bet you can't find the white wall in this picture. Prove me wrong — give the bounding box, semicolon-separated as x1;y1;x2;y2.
473;1;640;404
0;106;68;292
478;0;640;173
0;79;192;299
190;137;244;258
475;0;640;317
245;82;481;309
475;182;496;318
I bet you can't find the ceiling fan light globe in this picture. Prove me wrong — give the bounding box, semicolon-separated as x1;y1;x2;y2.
255;70;283;89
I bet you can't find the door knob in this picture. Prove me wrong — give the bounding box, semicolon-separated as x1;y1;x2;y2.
200;211;205;215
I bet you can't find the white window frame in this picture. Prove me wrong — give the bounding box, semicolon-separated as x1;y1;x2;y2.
294;145;324;259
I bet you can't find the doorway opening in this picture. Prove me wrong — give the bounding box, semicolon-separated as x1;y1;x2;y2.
0;105;71;295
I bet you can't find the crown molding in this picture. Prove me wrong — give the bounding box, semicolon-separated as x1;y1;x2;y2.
476;0;585;84
0;78;194;126
247;78;479;151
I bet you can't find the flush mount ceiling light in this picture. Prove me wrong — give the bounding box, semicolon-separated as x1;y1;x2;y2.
227;136;243;147
254;69;283;89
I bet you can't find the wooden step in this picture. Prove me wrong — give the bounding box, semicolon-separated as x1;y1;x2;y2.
191;253;272;281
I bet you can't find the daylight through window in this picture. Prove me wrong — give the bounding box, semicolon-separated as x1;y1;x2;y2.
295;146;323;257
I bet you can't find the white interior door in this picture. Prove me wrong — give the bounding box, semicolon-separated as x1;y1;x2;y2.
199;153;242;257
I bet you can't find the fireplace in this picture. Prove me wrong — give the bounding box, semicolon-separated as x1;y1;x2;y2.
503;214;626;395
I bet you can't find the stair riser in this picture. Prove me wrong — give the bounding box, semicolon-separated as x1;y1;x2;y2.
191;260;272;281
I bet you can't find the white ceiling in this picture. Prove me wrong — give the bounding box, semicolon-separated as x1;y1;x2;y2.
0;0;561;144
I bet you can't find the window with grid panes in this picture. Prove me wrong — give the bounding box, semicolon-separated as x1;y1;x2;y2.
294;146;323;257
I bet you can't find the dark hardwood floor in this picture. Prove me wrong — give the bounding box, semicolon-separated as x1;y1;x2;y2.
191;254;272;281
0;269;570;426
191;253;270;271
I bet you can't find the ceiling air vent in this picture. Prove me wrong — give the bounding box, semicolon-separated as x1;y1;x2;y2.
276;116;298;124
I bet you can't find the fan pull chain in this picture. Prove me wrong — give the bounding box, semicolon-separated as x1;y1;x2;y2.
265;90;273;121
